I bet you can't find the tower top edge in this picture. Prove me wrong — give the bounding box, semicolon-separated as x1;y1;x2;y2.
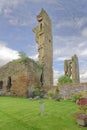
37;8;51;21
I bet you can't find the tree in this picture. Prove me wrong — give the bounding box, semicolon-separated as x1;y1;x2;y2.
18;51;27;58
57;75;73;85
18;51;29;63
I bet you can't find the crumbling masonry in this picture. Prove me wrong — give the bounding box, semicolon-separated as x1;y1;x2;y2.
33;9;53;86
0;9;53;97
64;54;80;83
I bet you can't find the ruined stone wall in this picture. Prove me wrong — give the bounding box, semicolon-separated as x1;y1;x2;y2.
64;55;80;83
0;59;42;97
59;83;87;99
0;60;26;96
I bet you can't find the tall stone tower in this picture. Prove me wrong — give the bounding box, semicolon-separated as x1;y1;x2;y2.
33;9;53;86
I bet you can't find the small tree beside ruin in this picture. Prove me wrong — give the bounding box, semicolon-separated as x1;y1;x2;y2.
18;51;27;58
57;75;73;85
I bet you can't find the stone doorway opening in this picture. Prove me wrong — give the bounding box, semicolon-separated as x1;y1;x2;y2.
7;76;12;92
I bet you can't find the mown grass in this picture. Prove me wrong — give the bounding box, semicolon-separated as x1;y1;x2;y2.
0;96;87;130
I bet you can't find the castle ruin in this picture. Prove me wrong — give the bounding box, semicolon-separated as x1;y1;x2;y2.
33;9;53;86
0;59;42;97
64;54;80;83
0;9;53;97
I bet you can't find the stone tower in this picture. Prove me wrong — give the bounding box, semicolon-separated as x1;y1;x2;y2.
33;9;53;86
72;55;80;83
64;54;80;83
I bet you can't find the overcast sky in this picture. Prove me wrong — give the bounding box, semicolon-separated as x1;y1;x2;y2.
0;0;87;85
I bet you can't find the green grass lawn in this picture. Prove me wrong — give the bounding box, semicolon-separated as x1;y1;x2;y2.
0;97;87;130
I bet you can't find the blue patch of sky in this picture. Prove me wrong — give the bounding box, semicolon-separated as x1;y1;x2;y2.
57;26;79;36
53;61;64;70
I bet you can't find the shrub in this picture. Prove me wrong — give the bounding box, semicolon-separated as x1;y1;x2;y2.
72;93;82;102
55;86;59;94
57;75;73;85
73;98;87;126
82;90;87;98
53;87;61;101
48;90;53;98
18;51;27;58
77;98;87;113
34;88;40;96
72;91;87;102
